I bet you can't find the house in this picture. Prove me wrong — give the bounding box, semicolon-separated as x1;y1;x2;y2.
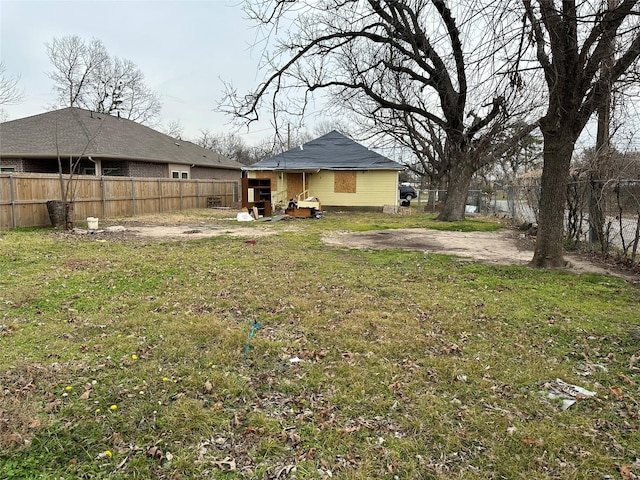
243;131;405;210
0;107;243;181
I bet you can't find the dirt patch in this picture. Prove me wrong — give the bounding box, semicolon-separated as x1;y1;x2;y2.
57;219;638;283
55;223;284;242
117;225;279;240
322;228;639;282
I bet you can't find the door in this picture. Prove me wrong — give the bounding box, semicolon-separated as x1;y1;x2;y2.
287;173;304;201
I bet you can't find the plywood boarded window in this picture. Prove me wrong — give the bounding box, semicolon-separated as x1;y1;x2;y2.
334;171;357;193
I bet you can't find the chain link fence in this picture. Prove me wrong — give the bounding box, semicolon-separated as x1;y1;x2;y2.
416;189;492;215
564;179;640;262
413;182;640;264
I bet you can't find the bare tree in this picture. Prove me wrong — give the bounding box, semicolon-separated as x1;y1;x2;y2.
223;0;534;220
196;126;316;165
51;109;106;229
312;120;353;138
518;0;640;267
483;122;543;184
46;35;161;124
196;130;258;165
162;119;184;139
0;61;25;107
46;36;108;108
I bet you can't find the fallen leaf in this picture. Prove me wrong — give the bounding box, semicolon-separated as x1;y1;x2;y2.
212;456;236;471
341;426;360;433
111;433;124;446
204;379;213;393
620;464;632;480
79;389;91;400
5;432;24;446
609;386;624;401
147;446;163;459
443;343;460;354
27;418;42;429
274;464;296;478
521;436;544;447
618;374;636;386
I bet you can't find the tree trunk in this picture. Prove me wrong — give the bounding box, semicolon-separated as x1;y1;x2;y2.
530;132;575;268
436;159;474;221
46;200;73;228
588;178;606;249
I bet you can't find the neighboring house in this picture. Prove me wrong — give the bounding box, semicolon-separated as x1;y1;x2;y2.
243;131;405;209
516;169;543;187
0;107;243;181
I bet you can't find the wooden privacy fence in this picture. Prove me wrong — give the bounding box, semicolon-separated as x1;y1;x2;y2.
0;173;238;230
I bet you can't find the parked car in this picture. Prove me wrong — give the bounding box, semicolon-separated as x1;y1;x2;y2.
399;184;418;200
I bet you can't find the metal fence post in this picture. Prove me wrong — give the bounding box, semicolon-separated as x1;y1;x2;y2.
9;173;17;228
131;177;136;216
508;186;516;220
101;176;107;220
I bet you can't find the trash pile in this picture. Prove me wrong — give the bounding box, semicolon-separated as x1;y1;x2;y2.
541;378;597;410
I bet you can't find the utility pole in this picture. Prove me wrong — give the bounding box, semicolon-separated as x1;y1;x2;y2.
588;0;617;247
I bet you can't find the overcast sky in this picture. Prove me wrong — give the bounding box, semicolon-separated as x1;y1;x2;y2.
0;0;288;144
1;0;638;153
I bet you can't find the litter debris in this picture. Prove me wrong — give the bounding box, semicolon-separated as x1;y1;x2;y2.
236;211;255;222
285;197;323;219
289;356;302;363
541;378;597;410
465;205;478;214
242;322;262;361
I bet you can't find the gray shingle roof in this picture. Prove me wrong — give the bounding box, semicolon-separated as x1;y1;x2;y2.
0;107;242;170
244;130;404;171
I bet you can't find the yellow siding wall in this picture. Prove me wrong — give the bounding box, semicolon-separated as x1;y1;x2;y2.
248;170;399;207
309;170;398;206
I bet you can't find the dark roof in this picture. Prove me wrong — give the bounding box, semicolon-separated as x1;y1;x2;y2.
244;130;404;171
0;107;242;170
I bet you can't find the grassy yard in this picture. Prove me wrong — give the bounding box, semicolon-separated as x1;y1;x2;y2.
0;211;638;479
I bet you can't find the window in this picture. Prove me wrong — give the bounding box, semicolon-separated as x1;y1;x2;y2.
0;167;15;173
171;170;189;179
82;167;96;175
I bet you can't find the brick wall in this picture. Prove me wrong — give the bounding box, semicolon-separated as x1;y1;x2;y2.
0;158;23;172
1;157;241;181
127;161;166;178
